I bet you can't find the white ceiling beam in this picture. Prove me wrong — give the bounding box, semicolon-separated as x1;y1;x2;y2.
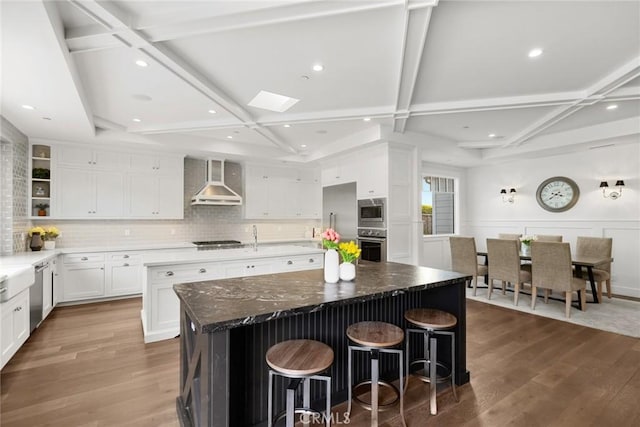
65;0;413;53
393;5;435;133
42;1;96;136
502;57;640;148
68;0;297;154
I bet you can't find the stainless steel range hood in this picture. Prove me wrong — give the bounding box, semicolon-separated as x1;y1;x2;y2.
191;159;242;206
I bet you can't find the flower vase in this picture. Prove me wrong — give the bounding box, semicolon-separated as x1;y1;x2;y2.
521;242;531;256
324;249;340;283
339;262;356;281
30;232;43;251
44;240;56;250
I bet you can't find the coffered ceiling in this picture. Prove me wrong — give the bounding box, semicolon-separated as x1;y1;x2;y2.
2;0;639;166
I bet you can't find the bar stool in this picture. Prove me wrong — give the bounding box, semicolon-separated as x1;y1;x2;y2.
266;339;333;427
404;308;458;415
346;321;406;427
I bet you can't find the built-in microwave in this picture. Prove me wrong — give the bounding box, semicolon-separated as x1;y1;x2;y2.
357;198;386;228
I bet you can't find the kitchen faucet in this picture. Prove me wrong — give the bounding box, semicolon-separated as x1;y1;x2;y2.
252;225;258;251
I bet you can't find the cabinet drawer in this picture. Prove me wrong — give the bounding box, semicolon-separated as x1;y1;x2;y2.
150;264;224;282
63;253;105;264
278;255;323;272
109;253;142;264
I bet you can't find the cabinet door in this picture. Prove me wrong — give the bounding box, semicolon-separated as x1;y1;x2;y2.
128;174;158;217
150;282;180;332
357;146;388;198
156;174;183;218
129;154;157;172
224;259;273;277
57;146;94;167
244;167;271;218
95;170;124;217
156;156;183;173
1;289;29;369
62;264;105;301
108;263;142;295
93;150;127;170
58;168;94;217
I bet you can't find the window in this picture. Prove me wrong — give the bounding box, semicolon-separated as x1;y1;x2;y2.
422;176;455;235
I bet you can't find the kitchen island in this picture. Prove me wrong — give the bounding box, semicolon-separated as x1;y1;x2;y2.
173;261;470;427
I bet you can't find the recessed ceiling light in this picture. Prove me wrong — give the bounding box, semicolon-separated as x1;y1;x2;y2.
21;104;35;110
363;117;371;122
488;133;496;138
300;144;307;148
606;104;618;110
208;109;217;114
528;48;543;58
135;60;148;67
226;135;233;139
248;90;299;112
312;64;324;72
283;124;291;128
301;75;310;80
132;118;141;122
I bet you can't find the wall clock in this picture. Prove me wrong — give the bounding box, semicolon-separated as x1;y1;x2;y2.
536;176;580;212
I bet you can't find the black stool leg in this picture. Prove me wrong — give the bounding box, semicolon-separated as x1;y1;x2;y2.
268;370;274;427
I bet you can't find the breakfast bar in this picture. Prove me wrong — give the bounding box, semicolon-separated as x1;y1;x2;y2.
173;262;470;427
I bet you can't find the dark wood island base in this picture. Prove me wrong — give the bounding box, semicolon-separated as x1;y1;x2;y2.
174;262;470;427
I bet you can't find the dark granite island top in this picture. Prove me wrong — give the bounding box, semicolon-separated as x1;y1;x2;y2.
174;261;470;427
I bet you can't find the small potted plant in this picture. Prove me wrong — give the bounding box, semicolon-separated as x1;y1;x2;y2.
43;226;60;250
35;203;49;216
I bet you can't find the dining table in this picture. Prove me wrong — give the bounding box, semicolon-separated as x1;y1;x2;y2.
476;250;613;306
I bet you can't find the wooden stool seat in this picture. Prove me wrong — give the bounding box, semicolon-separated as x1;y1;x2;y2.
405;308;457;330
266;339;334;376
346;321;404;348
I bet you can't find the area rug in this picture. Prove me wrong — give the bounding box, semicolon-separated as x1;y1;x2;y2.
466;286;640;338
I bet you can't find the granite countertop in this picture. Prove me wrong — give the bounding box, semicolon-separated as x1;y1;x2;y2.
173;262;470;333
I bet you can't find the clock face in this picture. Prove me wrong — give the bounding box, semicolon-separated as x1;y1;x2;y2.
536;177;580;212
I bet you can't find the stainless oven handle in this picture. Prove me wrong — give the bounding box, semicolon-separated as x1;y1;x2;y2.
358;237;387;242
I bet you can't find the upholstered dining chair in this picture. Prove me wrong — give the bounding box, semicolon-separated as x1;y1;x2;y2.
498;233;521;240
535;235;563;242
449;236;488;296
575;236;613;300
531;241;586;318
486;238;532;305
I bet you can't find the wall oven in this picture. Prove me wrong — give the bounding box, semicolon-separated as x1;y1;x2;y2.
357;229;387;262
358;198;386;229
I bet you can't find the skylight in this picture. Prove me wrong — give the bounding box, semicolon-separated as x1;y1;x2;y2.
248;90;299;112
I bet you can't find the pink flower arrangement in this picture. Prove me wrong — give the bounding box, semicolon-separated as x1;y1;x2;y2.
321;228;340;249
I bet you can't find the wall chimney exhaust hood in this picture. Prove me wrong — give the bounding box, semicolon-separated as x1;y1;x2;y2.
191;159;242;206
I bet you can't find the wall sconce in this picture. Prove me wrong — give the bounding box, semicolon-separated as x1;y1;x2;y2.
600;180;625;200
501;188;516;203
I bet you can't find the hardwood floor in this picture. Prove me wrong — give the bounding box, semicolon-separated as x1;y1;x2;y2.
2;298;639;426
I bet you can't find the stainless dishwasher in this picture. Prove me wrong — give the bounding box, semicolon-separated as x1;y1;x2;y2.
30;262;47;332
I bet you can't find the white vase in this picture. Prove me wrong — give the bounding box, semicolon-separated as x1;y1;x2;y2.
339;262;356;281
44;240;56;250
521;242;530;256
324;249;340;283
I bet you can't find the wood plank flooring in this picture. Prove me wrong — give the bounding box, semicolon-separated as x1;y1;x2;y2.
2;298;639;426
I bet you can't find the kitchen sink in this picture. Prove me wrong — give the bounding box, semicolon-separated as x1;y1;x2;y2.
0;264;35;302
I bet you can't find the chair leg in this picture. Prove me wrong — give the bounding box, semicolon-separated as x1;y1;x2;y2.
565;291;572;318
487;278;493;300
606;279;612;298
472;276;478;297
514;282;520;306
544;289;550;304
531;286;537;309
502;280;506;295
580;288;587;311
597;282;603;302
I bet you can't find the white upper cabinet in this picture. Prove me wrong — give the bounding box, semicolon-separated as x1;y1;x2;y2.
320;153;358;187
47;142;184;220
244;164;321;219
58;168;124;218
357;144;388;199
57;145;127;170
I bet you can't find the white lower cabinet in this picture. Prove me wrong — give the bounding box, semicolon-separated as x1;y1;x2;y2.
42;262;53;319
142;251;324;343
1;288;30;369
61;251;143;303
